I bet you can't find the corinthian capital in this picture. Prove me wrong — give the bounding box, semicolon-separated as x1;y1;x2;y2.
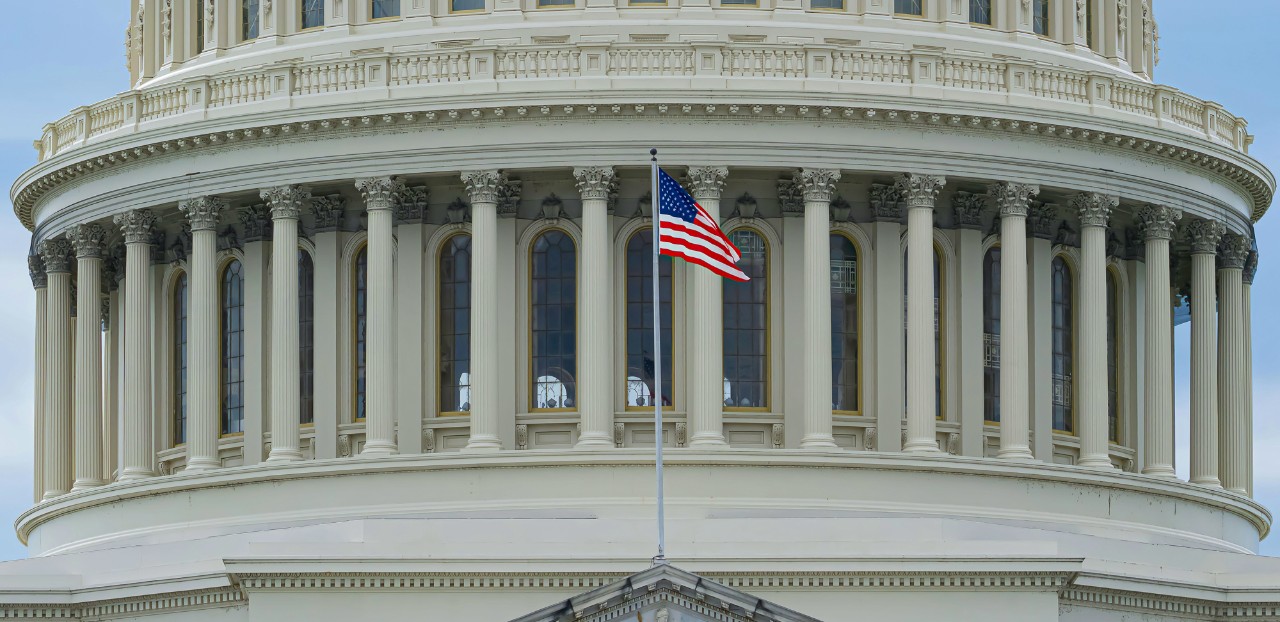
894;173;946;209
869;184;903;221
988;182;1040;218
1136;204;1182;242
179;196;228;231
68;223;108;259
356;177;404;211
797;169;841;203
573;166;617;202
1068;192;1118;228
261;184;312;220
461;170;506;205
113;209;158;245
28;254;46;289
1217;233;1251;269
1244;251;1259;284
38;238;73;274
1185;218;1225;254
686;166;729;202
951;192;987;229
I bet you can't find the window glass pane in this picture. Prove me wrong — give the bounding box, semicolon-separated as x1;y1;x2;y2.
451;0;485;10
440;235;473;413
355;247;368;420
1086;0;1095;48
196;0;205;51
894;0;921;15
221;260;244;435
372;0;401;17
723;229;767;409
720;0;759;6
531;231;577;410
243;0;259;40
812;0;844;9
299;251;315;424
174;273;189;445
625;231;674;408
1107;270;1119;443
830;235;858;412
1034;0;1050;35
1052;257;1074;433
302;0;325;28
969;0;991;24
983;247;1000;423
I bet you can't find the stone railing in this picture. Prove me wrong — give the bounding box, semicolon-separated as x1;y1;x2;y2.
34;42;1252;162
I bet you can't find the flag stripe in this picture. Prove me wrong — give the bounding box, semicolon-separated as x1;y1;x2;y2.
658;218;739;264
659;242;750;282
655;167;749;282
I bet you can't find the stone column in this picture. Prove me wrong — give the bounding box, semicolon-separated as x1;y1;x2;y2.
1070;192;1118;469
1243;251;1257;496
69;224;107;490
39;239;73;499
114;210;157;481
1187;218;1225;487
1027;202;1057;461
1137;205;1180;477
30;256;47;503
460;171;505;452
870;185;904;452
797;169;841;449
991;182;1040;460
896;173;946;454
355;177;403;456
573;166;618;449
1217;233;1249;494
263;185;310;462
686;166;731;448
103;287;120;481
179;196;227;471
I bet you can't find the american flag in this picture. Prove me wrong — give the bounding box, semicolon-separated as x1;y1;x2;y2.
657;168;749;282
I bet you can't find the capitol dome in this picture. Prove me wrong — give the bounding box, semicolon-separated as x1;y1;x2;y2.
6;0;1278;619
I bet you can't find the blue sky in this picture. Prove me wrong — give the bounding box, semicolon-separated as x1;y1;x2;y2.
0;2;1276;561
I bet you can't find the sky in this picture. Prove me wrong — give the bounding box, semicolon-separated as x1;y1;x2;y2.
0;2;1276;561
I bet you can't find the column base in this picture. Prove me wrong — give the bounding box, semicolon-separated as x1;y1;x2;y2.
1141;465;1177;478
1190;477;1223;489
117;468;155;481
1077;455;1114;469
184;457;221;471
40;490;66;502
688;433;729;449
266;449;304;463
71;478;106;491
997;447;1035;461
462;435;503;452
799;435;838;450
574;433;614;449
903;440;942;453
360;441;399;457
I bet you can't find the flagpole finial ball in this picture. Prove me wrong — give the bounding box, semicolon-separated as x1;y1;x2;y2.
650;148;658;158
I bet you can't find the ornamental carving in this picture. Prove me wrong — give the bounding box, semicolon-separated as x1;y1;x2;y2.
829;196;852;222
1105;230;1123;259
894;174;946;209
461;170;506;205
686;166;729;201
614;423;625;448
947;433;960;456
515;425;528;450
150;230;166;263
100;296;111;332
178;196;228;231
39;238;73;274
161;0;173;57
217;225;240;252
422;429;435;453
113;209;157;245
675;422;687;448
540;194;565;220
497;179;522;216
1136;205;1182;241
168;224;192;264
1069;192;1117;228
989;182;1040;218
797;168;841;204
951;192;987;230
28;255;46;289
238;204;271;243
261;185;311;220
68;223;108;259
395;186;430;223
864;427;877;451
1055;221;1079;247
356;177;404;211
1244;251;1259;284
445;198;470;224
311;195;347;232
573;166;617;202
1028;202;1058;239
771;424;784;449
734;193;759;220
869;184;903;221
1185;219;1225;254
634;191;652;219
1218;233;1250;269
103;247;123;291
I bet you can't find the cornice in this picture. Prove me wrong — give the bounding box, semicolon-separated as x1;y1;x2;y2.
12;96;1272;235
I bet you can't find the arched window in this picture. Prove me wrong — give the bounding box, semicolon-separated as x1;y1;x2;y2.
724;229;768;410
1107;269;1120;444
242;0;260;40
221;260;245;435
830;234;859;413
894;0;922;15
299;250;315;425
301;0;325;29
173;272;189;445
371;0;401;18
531;230;577;410
354;245;368;421
625;230;673;408
983;246;1001;423
439;234;472;414
970;0;992;25
1051;257;1075;433
1033;0;1050;36
902;244;945;419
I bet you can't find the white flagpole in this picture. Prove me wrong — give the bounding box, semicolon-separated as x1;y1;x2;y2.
650;148;667;565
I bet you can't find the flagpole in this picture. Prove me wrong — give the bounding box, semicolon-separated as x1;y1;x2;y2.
650;148;667;566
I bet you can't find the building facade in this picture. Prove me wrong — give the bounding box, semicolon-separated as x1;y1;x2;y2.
5;0;1279;619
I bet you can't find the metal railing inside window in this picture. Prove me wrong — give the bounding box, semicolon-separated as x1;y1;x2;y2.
439;234;473;414
983;247;1000;423
830;235;858;412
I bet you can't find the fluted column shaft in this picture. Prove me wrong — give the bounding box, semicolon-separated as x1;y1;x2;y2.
356;178;401;456
799;169;840;449
1187;219;1224;487
993;183;1039;460
687;166;730;448
70;225;107;490
898;174;946;453
1072;193;1117;468
1138;206;1180;477
1243;252;1257;496
40;239;73;500
265;186;310;462
30;259;47;503
116;210;156;480
461;171;504;451
180;197;226;471
1217;234;1249;494
574;167;617;449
